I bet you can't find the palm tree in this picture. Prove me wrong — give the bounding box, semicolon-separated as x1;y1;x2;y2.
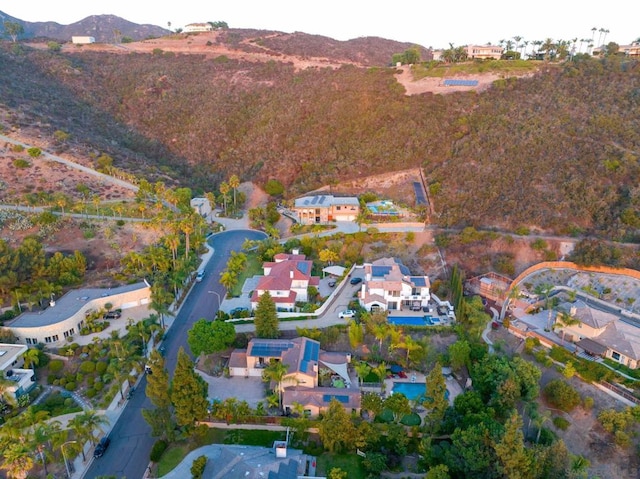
70;410;109;450
372;362;388;385
219;181;230;216
22;348;40;369
228;174;240;212
262;360;289;412
354;361;372;387
553;312;581;344
1;443;34;479
534;283;554;330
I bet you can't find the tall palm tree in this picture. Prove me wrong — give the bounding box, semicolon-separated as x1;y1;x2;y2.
553;312;581;344
1;443;34;479
228;175;240;212
261;360;289;412
219;181;230;216
354;361;372;387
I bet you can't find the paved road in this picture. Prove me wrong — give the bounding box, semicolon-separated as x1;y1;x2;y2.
83;230;266;479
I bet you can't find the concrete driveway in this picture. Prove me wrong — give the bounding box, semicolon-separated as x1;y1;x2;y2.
196;371;265;408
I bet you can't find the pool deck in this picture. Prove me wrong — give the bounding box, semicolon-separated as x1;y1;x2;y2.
384;371;463;406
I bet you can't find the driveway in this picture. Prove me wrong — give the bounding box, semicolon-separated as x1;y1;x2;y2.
196;372;265;408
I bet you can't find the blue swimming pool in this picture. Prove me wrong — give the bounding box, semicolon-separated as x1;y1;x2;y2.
392;382;450;401
388;316;435;326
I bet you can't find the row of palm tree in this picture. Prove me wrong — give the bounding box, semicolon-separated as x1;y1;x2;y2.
0;408;108;478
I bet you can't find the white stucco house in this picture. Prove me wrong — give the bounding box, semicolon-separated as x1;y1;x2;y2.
6;281;151;346
358;257;430;312
0;343;36;401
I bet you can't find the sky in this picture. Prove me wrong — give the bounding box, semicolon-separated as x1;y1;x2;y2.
3;1;639;49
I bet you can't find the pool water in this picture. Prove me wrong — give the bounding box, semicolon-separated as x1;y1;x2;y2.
392;382;450;401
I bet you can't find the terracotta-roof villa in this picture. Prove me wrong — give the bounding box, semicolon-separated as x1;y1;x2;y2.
250;252;320;312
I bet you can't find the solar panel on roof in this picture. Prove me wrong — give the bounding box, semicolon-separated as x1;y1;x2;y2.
323;394;349;404
318;196;326;204
297;262;309;274
371;265;392;277
411;277;426;287
299;340;319;372
310;196;319;205
250;341;293;357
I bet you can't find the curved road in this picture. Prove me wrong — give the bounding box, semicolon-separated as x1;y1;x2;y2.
84;230;266;479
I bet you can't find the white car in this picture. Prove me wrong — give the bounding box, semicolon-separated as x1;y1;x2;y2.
338;310;356;319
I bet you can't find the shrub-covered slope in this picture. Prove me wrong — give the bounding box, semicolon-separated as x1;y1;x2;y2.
0;44;638;240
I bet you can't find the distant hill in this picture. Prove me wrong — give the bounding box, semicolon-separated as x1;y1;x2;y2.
0;11;169;42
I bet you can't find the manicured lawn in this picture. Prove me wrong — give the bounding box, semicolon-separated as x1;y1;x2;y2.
229;252;263;297
316;453;365;478
224;428;286;447
157;445;188;477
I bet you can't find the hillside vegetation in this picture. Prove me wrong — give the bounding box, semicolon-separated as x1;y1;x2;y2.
0;41;638;241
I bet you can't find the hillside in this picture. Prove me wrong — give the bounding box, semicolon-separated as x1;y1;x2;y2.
0;37;639;242
0;11;168;42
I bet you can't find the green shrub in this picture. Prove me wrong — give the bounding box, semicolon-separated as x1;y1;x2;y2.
13;158;31;168
65;382;77;391
93;381;104;391
191;455;207;479
11;144;24;153
47;374;56;384
95;361;108;374
79;361;96;373
543;379;581;412
86;388;97;398
552;416;571;430
27;147;42;158
150;439;168;462
49;360;64;373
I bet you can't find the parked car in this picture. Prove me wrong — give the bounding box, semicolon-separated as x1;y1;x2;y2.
94;436;110;458
349;277;363;285
338;310;356;319
328;279;336;287
103;309;122;320
229;307;249;317
196;269;205;282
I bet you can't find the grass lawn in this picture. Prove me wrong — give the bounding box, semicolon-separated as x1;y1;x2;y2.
157;445;188;477
413;59;537;79
316;453;365;478
229;252;263;297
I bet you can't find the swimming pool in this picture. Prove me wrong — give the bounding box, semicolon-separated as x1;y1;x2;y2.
392;382;450;401
392;382;426;400
388;316;435;326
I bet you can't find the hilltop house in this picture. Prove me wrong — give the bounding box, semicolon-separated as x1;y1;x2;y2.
183;23;213;33
250;252;319;312
228;337;359;416
358;257;430;312
466;44;503;59
6;281;151;346
0;343;36;401
555;300;640;369
292;195;359;225
71;36;95;44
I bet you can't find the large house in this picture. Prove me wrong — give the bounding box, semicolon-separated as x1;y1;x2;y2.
358;258;430;312
183;23;213;33
190;197;212;218
0;343;36;401
6;282;151;346
466;44;503;60
555;301;640;369
292;195;359;225
250;252;319;312
228;337;360;416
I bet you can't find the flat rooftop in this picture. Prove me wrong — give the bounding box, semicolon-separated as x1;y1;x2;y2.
7;281;149;329
0;343;27;371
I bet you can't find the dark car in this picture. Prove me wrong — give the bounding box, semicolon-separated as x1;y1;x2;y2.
350;277;363;285
229;307;249;317
103;309;122;320
94;436;110;458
